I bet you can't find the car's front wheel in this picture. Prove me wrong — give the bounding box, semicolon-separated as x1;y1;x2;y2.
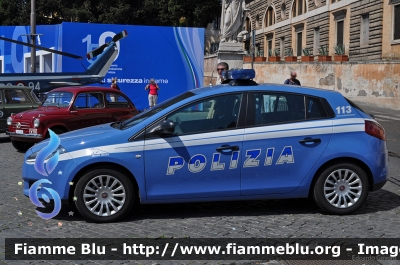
74;168;135;222
313;163;369;215
11;140;34;152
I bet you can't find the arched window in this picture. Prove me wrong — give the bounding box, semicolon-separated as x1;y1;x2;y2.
292;0;307;17
265;7;275;27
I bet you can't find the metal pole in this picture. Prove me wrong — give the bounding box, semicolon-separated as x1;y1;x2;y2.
30;0;36;73
251;29;255;70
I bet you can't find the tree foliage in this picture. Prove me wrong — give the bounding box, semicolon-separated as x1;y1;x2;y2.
0;0;221;27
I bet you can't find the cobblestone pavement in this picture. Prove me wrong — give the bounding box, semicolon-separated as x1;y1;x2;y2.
1;103;400;265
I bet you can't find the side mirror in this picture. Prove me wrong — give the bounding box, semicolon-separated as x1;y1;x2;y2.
157;120;175;135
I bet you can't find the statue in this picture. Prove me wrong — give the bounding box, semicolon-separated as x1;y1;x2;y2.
221;0;247;43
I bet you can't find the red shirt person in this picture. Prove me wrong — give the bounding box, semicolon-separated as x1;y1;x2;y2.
111;77;120;90
145;79;160;108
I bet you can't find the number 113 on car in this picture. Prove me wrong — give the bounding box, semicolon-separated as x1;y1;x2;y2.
336;106;352;114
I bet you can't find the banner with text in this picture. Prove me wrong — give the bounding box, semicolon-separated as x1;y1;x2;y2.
0;23;204;109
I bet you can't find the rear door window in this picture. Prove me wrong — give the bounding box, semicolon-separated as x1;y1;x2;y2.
74;93;104;109
253;93;305;126
306;96;330;120
106;93;130;108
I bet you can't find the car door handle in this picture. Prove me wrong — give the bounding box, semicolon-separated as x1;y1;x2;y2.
299;138;321;143
216;145;239;152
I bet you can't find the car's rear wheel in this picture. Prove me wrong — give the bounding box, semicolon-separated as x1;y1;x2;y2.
74;168;134;222
11;140;34;152
313;163;369;215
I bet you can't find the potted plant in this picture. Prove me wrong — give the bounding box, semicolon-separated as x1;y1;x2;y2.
244;51;252;62
284;48;297;62
333;45;348;62
301;48;314;62
254;50;267;62
268;48;281;62
318;45;331;62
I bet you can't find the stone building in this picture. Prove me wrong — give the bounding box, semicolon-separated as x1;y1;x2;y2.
204;0;400;110
244;0;400;60
205;17;222;56
205;0;400;60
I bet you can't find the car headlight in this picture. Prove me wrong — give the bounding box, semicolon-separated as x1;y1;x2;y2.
33;118;40;128
26;145;67;162
7;117;12;126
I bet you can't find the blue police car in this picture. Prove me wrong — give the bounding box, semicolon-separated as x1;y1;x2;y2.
22;69;389;222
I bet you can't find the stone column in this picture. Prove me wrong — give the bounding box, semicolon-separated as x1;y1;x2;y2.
217;42;245;70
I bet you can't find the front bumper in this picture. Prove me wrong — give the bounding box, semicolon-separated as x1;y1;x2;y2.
23;152;78;200
7;131;43;139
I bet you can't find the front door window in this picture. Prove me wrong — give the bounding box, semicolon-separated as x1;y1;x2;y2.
166;94;243;136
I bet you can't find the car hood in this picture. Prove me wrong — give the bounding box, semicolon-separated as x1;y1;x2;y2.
13;107;67;120
28;123;120;154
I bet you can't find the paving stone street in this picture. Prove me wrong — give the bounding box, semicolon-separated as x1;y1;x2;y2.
0;103;400;265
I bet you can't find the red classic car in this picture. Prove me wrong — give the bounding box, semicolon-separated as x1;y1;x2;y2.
7;86;139;151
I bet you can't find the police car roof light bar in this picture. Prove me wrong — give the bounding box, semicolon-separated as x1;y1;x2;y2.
222;69;256;81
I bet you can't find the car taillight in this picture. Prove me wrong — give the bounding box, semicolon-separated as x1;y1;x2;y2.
365;120;386;140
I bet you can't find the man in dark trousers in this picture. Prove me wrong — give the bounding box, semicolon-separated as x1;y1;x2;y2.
284;71;301;86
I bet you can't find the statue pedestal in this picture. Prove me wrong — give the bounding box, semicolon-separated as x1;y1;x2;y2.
218;42;245;70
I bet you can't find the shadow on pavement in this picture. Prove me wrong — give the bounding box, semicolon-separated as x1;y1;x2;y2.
51;187;400;223
0;135;10;143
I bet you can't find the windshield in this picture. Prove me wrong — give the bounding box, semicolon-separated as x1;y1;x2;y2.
42;92;73;108
121;91;195;129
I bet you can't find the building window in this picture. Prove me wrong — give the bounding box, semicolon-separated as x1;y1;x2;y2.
292;0;297;17
360;14;369;46
292;0;306;17
210;43;219;54
246;17;252;32
394;4;400;41
256;15;260;29
336;20;344;47
281;3;287;19
266;7;275;27
313;28;320;55
297;32;303;56
245;40;251;55
212;17;221;30
298;0;303;16
267;38;273;56
280;37;285;57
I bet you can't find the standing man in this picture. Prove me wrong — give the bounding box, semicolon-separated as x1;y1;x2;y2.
145;78;160;108
216;62;229;84
284;72;301;85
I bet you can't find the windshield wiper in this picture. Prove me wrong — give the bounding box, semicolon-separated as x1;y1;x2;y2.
111;120;123;130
